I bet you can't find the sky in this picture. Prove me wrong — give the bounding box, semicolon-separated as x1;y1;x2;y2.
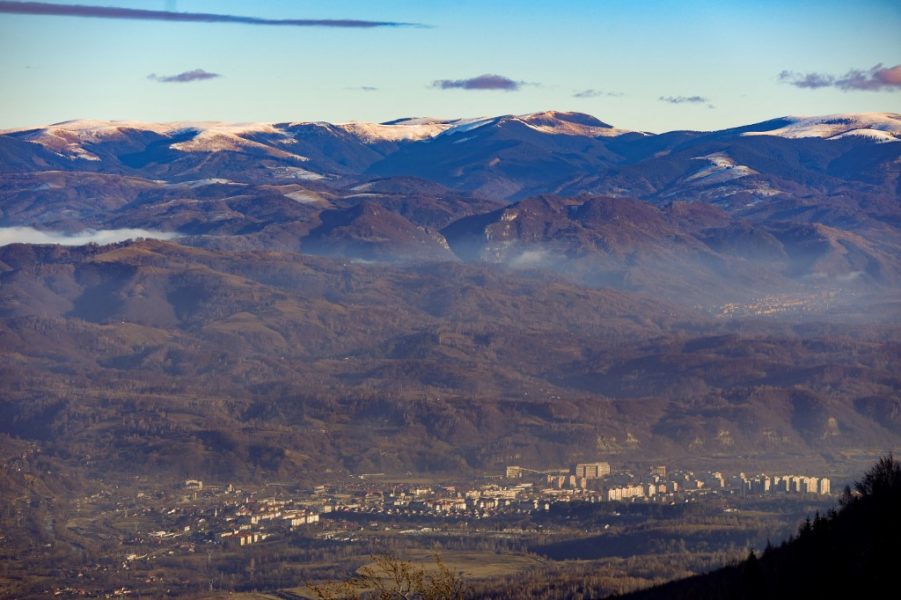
0;0;899;132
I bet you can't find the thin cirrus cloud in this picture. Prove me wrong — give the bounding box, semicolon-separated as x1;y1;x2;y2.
148;69;221;83
0;1;422;27
432;74;522;91
573;89;623;99
779;63;901;92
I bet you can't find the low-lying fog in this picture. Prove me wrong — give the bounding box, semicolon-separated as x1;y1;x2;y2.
0;226;179;246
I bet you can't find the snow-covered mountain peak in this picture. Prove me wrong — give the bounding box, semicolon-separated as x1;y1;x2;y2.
2;120;294;159
333;119;455;142
521;110;611;127
0;119;173;160
168;125;302;158
514;111;633;137
742;113;900;142
434;111;635;139
6;119;279;139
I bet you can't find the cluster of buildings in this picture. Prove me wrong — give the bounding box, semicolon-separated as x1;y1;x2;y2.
326;461;834;522
37;457;844;599
211;488;322;548
325;460;834;521
324;482;548;518
739;473;830;496
505;461;832;502
716;291;836;318
124;481;325;551
95;463;834;560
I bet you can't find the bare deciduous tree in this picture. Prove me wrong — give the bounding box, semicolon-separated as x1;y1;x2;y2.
309;554;467;600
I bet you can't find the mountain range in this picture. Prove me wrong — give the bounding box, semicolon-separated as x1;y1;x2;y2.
0;110;899;483
1;111;900;303
2;112;898;207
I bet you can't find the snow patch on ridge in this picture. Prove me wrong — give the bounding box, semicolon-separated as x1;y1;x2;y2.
439;117;501;137
686;153;756;185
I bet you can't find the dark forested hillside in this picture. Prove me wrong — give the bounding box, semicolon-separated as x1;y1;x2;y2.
615;455;901;600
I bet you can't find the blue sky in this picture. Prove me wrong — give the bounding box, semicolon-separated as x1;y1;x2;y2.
1;0;899;131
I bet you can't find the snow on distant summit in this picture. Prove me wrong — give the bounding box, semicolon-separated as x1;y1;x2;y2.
437;111;636;139
3;120;298;160
168;123;302;158
0;119;160;160
334;119;454;142
332;111;635;143
742;113;900;142
516;111;633;137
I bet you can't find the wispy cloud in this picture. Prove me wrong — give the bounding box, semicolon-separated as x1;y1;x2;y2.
573;89;623;99
659;95;714;109
659;95;708;104
432;74;522;91
779;63;901;92
347;85;379;92
0;1;422;27
148;69;221;83
778;71;833;89
0;227;179;247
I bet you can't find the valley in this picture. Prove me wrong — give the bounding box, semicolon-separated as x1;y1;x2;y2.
0;110;898;599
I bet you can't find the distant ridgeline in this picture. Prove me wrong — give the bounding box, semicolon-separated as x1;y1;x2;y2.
1;112;900;301
614;455;901;600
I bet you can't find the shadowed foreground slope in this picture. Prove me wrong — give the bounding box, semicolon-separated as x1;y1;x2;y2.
615;455;901;600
